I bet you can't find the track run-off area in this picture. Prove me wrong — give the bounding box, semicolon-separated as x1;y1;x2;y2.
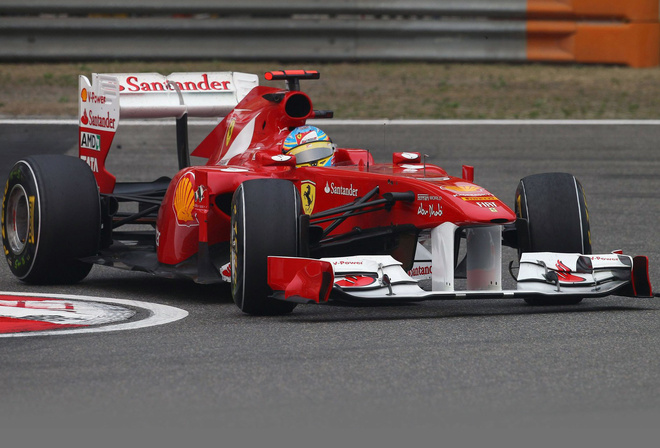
1;119;659;430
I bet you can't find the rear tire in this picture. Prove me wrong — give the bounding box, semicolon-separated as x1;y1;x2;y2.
2;155;100;284
230;179;300;315
515;172;591;306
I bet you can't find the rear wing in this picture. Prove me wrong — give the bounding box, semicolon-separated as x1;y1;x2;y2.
78;71;259;193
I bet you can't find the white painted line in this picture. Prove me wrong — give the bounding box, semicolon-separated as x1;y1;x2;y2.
313;119;660;126
0;291;188;338
2;118;660;126
0;119;78;125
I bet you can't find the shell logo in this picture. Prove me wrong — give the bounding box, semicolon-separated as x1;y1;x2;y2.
443;184;482;193
173;173;196;224
81;88;88;102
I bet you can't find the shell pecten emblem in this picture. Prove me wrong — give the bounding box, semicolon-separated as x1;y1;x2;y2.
173;172;196;225
442;184;482;193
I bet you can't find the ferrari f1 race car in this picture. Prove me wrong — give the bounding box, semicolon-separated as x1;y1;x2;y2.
2;69;653;315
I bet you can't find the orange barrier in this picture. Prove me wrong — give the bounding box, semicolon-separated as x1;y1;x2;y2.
527;0;658;21
528;21;660;68
526;0;660;67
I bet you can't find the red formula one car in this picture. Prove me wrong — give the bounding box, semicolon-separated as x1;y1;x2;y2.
2;70;653;315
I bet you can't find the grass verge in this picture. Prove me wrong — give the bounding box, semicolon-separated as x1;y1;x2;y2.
1;61;659;119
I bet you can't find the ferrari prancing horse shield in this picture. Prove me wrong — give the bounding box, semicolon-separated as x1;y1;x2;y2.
300;180;316;214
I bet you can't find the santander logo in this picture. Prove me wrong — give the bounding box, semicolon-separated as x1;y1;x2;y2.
120;74;231;93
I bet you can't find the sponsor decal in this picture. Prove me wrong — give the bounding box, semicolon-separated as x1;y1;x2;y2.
324;181;358;197
591;256;620;262
120;74;231;93
220;262;231;282
225;117;236;146
475;202;499;212
0;292;188;337
417;194;442;201
441;184;491;197
408;265;432;277
80;155;99;173
194;185;206;204
442;184;484;193
81;88;106;104
80;109;116;129
300;180;316;215
271;155;293;162
417;203;443;217
173;172;197;225
555;261;585;282
219;167;249;173
330;260;364;267
80;132;101;151
28;195;35;245
335;275;377;288
0;295;133;333
460;196;498;202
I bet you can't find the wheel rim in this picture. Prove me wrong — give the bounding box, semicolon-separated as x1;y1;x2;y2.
230;194;244;309
6;184;30;254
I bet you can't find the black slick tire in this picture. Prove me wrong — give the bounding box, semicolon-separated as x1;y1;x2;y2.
515;172;591;306
230;178;300;315
2;155;100;284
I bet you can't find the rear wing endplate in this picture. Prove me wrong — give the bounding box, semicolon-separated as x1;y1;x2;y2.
78;72;259;193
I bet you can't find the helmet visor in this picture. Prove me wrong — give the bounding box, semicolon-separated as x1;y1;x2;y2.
287;141;334;165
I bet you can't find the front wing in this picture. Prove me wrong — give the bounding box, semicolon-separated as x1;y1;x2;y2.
267;253;653;305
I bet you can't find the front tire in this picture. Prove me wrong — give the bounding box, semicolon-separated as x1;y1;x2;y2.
230;179;301;315
2;155;100;284
515;172;591;306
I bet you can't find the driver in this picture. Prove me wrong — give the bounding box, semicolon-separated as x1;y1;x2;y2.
282;125;335;167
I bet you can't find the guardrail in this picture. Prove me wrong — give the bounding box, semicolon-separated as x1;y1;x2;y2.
0;0;658;67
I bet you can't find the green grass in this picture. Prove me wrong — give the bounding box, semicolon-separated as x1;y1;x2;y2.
2;61;660;119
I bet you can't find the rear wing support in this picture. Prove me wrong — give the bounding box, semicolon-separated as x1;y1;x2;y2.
78;71;259;193
176;113;190;170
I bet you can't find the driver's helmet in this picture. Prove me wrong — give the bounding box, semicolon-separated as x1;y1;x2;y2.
282;125;334;167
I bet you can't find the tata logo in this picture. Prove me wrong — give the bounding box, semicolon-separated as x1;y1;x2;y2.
80;132;101;151
80;155;99;173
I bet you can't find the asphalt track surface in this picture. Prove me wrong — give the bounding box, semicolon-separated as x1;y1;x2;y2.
1;120;660;432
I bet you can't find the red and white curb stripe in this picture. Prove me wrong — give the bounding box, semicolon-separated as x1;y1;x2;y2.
0;291;188;338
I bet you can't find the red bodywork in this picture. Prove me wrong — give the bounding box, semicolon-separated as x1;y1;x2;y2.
151;79;516;268
78;70;516;276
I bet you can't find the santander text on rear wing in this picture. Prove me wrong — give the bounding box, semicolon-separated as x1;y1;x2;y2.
78;72;259;192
